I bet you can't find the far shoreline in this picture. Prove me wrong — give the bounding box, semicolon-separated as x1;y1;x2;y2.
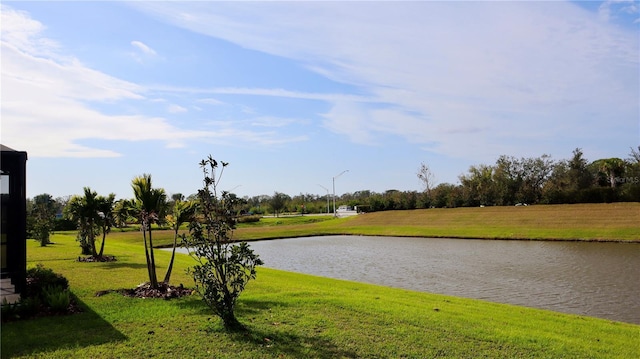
236;233;640;244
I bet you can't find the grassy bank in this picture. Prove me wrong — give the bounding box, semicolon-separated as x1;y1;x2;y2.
2;232;639;358
234;202;640;242
88;203;639;248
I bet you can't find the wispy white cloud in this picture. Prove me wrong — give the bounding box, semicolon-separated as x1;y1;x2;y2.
167;104;188;113
250;116;306;128
2;5;316;159
151;85;372;103
196;97;224;106
131;1;638;161
131;40;157;56
598;0;640;22
130;40;158;64
0;6;270;157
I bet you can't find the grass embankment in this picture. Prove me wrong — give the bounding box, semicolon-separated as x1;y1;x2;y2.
235;202;640;242
2;230;639;358
94;203;639;247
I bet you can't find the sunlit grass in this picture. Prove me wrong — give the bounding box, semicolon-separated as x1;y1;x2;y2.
74;203;638;248
2;229;639;358
234;202;640;241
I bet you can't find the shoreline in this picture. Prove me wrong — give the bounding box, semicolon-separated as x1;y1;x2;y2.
239;233;640;244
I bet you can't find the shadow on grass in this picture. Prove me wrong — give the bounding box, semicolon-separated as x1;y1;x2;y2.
175;294;289;317
91;260;149;270
0;296;127;358
186;297;358;358
230;324;359;358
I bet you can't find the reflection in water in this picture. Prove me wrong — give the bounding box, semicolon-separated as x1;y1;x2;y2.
243;236;640;324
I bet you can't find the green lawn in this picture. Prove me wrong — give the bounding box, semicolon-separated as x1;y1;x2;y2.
82;203;639;248
234;202;640;242
2;224;639;358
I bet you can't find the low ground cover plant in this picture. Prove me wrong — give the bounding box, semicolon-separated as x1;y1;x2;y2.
2;264;78;322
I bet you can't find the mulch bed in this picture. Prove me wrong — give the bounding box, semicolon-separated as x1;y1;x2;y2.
77;255;117;262
96;282;194;300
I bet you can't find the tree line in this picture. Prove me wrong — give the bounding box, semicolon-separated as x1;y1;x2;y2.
28;146;639;239
245;146;639;212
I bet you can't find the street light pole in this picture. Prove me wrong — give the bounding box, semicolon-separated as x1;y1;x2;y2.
317;184;330;214
332;170;349;216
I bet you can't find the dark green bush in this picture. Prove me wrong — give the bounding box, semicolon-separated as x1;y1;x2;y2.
43;286;71;313
1;299;20;319
2;265;73;322
54;217;77;231
23;264;69;301
18;296;42;317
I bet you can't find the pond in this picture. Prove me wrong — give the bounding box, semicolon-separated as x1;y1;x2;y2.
176;236;640;324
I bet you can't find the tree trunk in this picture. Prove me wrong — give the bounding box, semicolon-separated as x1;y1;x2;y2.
609;173;617;188
148;226;158;288
221;311;243;331
163;228;179;284
142;224;156;288
89;219;98;257
98;227;106;257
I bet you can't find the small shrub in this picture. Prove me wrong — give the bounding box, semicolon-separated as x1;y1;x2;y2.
24;264;69;301
53;217;77;231
185;156;263;330
43;286;71;313
18;296;42;318
3;266;75;322
236;214;261;223
1;298;20;320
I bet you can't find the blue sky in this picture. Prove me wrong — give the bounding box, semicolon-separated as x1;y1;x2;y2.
2;1;638;200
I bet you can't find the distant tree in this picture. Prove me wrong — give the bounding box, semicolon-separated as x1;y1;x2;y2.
131;174;168;289
417;162;436;202
628;146;640;164
184;156;263;330
567;148;593;191
459;164;495;206
171;193;184;203
112;199;134;229
516;155;554;204
269;192;289;217
542;149;593;204
54;195;71;216
592;158;625;188
621;146;640;201
431;183;462;208
65;188;115;258
492;156;522;205
30;194;57;246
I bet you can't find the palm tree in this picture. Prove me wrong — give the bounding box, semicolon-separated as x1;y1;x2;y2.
65;187;101;256
65;188;116;258
96;193;116;258
113;199;134;229
593;158;625;188
163;199;197;284
131;174;167;288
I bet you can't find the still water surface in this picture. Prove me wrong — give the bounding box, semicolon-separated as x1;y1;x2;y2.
242;236;640;324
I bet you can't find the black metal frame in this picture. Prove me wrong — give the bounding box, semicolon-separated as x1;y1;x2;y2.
1;145;28;293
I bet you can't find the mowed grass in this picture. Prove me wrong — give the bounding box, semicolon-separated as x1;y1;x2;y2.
86;202;639;247
234;202;640;242
2;228;639;358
